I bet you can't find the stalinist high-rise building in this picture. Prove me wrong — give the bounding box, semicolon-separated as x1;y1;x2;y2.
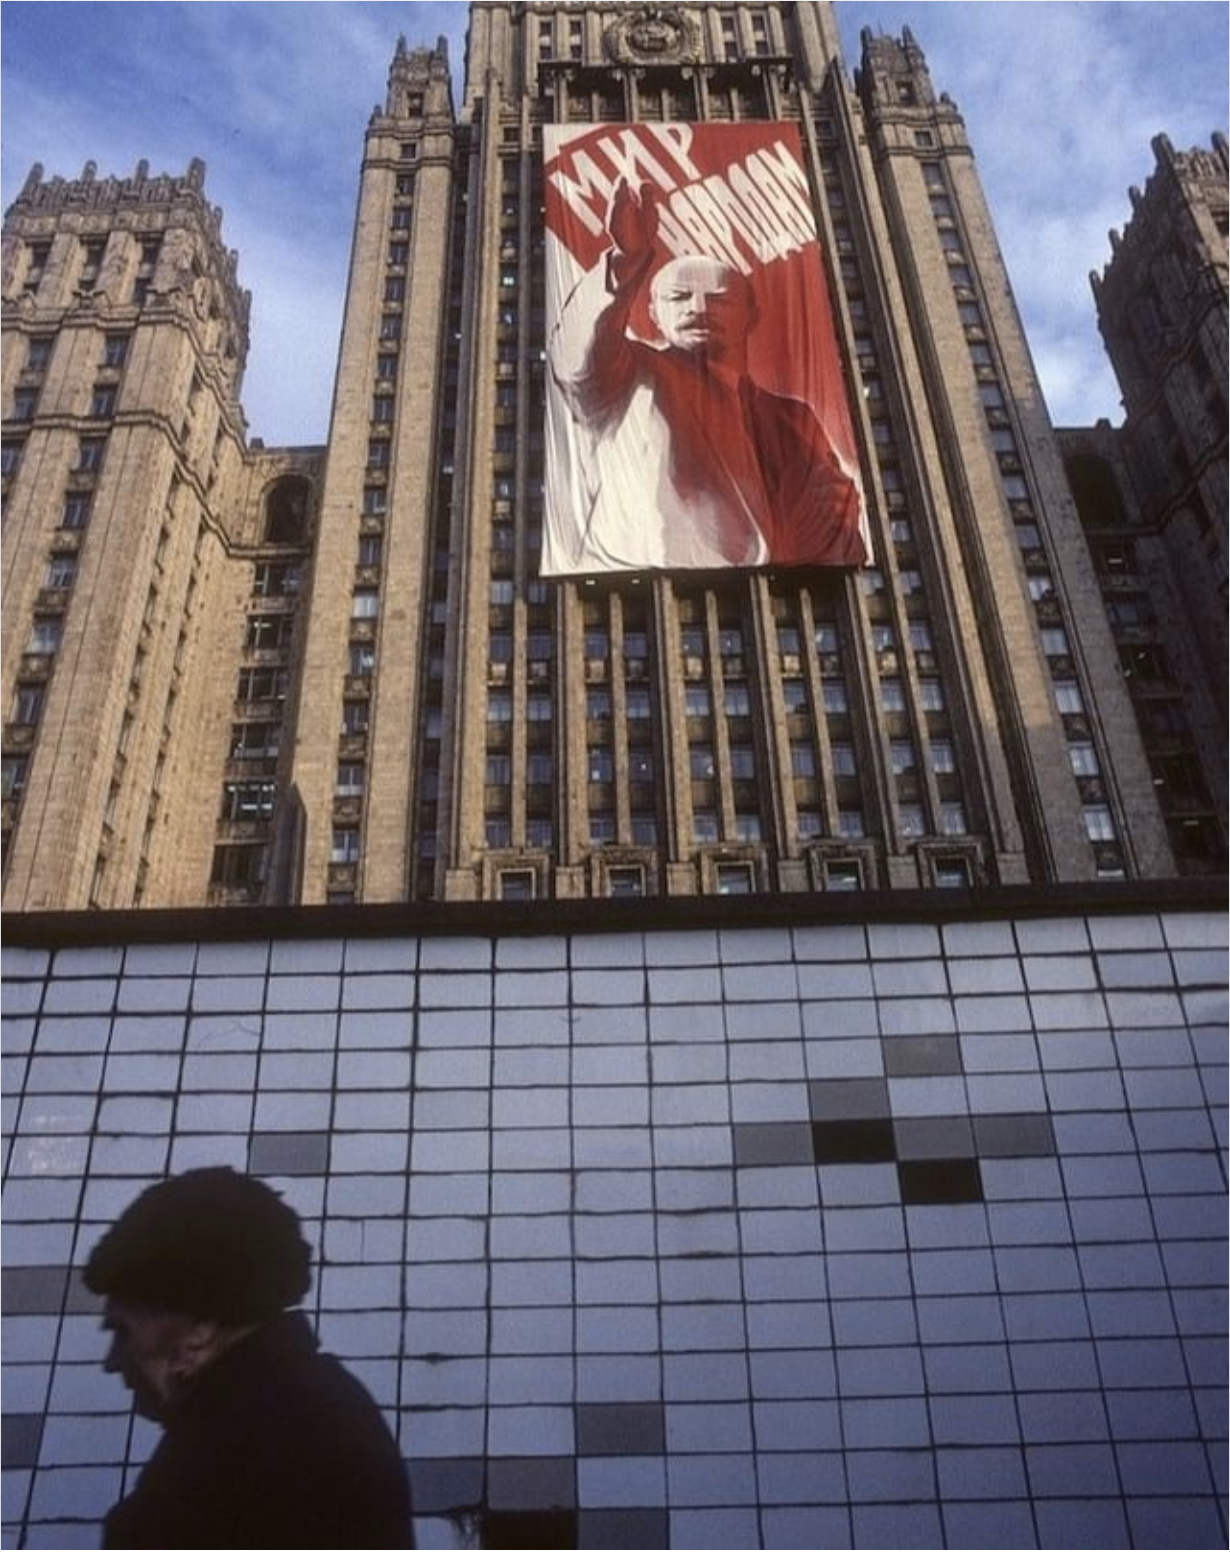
2;10;1227;1550
0;3;1217;914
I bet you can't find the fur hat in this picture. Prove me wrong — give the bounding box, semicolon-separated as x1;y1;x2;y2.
83;1167;312;1324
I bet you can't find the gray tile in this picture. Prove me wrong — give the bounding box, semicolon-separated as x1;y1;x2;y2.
882;1034;962;1076
487;1454;576;1510
808;1076;890;1121
407;1456;483;1513
576;1402;665;1456
973;1113;1056;1157
247;1130;329;1176
893;1115;975;1160
1;1265;69;1315
2;1411;44;1469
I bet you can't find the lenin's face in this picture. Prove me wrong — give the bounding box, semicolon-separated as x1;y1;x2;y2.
649;257;756;363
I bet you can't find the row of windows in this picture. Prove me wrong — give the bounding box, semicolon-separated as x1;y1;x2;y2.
929;170;1123;872
20;234;160;302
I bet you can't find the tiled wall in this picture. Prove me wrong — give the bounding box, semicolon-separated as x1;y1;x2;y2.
2;905;1226;1549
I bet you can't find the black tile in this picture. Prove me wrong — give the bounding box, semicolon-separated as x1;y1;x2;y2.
813;1118;897;1164
898;1158;984;1204
579;1509;670;1549
483;1509;578;1549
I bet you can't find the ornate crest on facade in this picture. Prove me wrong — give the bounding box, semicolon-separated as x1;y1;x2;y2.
603;6;702;66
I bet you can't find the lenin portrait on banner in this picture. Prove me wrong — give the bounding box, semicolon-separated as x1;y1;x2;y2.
543;122;870;576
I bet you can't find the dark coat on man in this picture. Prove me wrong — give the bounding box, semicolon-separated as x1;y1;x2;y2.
103;1311;413;1549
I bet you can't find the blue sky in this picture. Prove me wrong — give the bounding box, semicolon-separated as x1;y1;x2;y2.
3;3;1226;446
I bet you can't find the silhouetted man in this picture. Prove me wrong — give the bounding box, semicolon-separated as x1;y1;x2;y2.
84;1167;413;1549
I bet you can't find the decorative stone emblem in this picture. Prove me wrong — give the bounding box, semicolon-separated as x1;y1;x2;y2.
603;5;701;65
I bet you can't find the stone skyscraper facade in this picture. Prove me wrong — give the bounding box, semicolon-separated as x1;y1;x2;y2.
2;3;1192;913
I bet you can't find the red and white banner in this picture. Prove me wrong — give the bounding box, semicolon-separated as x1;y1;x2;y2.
542;122;868;576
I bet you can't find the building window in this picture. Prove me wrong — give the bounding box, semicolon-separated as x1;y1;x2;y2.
526;819;553;849
1054;682;1084;715
11;389;38;422
231;723;280;759
822;684;849;715
45;554;77;589
825;858;863;891
940;802;968;835
588;747;615;783
238;667;289;701
690;746;716;780
1068;743;1100;777
1;441;23;476
76;437;106;472
336;764;365;797
930;739;956;774
221;781;277;821
351;590;380;619
781;679;809;715
90;386;117;418
1083;805;1117;842
9;684;44;725
498;869;536;902
608;865;645;898
2;756;31;799
349;642;376;678
246;615;293;651
729;745;756;780
26;618;62;655
716;862;755;895
331;827;361;864
734;813;762;842
882;742;914;779
693;811;720;843
934;856;972;889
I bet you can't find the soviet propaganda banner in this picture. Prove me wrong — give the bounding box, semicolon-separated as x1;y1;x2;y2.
542;121;869;576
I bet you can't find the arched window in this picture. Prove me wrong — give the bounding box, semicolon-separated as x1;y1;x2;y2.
264;476;311;545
